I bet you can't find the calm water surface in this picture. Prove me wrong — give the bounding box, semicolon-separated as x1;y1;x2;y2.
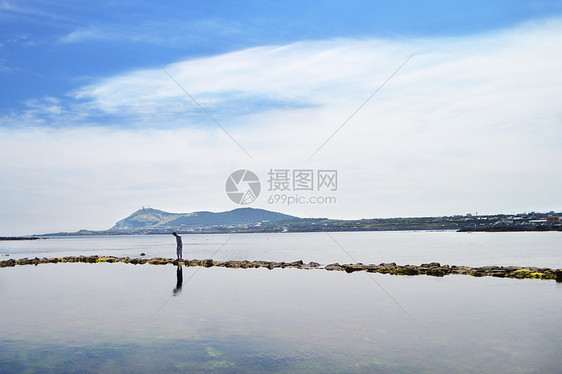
0;263;560;373
1;231;561;267
0;232;561;373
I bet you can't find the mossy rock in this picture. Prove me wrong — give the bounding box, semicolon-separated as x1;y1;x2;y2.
426;268;446;277
148;258;169;265
400;267;420;276
0;259;16;267
325;263;343;271
513;268;533;278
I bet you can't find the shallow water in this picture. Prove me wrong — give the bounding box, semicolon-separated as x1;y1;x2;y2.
1;262;561;373
2;231;561;268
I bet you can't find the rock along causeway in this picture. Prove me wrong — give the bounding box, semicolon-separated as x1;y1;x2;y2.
1;256;561;282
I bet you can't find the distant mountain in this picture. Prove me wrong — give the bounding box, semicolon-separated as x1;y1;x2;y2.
40;209;562;236
109;207;299;232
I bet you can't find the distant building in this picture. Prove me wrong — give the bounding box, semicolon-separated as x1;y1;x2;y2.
547;216;560;224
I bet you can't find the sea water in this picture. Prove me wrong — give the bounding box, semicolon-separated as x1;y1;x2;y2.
1;230;561;267
0;232;561;373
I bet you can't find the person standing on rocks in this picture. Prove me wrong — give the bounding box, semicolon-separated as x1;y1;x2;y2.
172;232;183;260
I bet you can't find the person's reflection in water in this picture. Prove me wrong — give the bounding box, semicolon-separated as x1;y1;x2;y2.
173;264;183;296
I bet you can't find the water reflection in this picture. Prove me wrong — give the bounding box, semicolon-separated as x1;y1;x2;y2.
0;264;561;373
173;265;183;296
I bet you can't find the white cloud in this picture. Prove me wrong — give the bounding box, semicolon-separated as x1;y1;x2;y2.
1;18;562;235
58;26;115;44
58;19;244;46
71;39;410;118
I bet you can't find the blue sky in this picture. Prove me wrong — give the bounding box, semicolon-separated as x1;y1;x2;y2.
2;0;561;115
1;1;562;234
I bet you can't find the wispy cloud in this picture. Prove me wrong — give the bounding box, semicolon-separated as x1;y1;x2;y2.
0;62;13;73
58;18;245;46
67;39;412;123
53;18;561;134
3;1;245;49
0;1;73;24
58;26;117;44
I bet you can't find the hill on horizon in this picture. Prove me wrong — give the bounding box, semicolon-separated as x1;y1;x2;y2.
109;207;300;232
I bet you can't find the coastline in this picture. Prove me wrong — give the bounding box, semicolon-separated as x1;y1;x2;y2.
0;237;42;241
2;255;560;281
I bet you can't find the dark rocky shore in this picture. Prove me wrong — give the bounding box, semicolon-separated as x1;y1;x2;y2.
1;256;561;282
458;226;562;232
0;237;42;241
